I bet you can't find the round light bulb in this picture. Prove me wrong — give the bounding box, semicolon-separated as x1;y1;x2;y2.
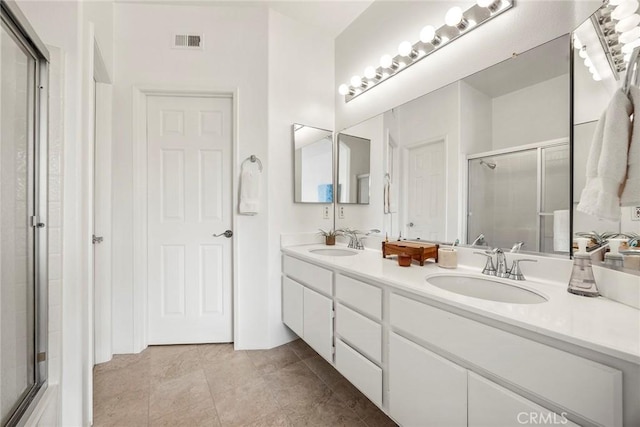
592;73;602;81
398;41;414;57
620;26;640;44
338;84;350;96
583;57;593;68
445;7;464;27
477;0;496;7
573;35;583;50
350;75;363;87
616;14;640;32
610;0;624;5
588;65;597;74
578;47;588;58
380;54;393;68
625;52;632;62
622;38;640;53
612;0;639;21
364;66;378;80
420;25;437;43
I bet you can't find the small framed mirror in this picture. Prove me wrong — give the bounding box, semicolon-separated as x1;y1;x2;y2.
337;133;371;204
293;124;334;203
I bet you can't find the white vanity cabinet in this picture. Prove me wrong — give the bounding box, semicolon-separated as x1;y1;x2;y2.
282;255;334;362
389;332;467;426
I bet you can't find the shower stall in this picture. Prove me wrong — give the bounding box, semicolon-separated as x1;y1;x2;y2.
467;140;569;254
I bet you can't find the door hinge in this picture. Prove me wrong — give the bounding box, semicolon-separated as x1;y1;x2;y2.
92;235;104;244
331;309;336;319
30;216;45;228
37;352;46;362
332;346;336;355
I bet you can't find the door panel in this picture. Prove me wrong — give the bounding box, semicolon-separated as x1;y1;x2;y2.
147;95;232;344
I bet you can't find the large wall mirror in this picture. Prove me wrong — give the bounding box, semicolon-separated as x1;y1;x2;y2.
572;3;640;259
293;124;333;203
335;34;572;258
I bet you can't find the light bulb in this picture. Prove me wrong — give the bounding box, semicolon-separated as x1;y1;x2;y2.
584;57;593;68
477;0;496;7
612;0;639;21
350;75;363;87
380;54;396;69
620;26;640;44
592;73;602;81
625;52;632;62
398;41;415;57
338;84;351;96
616;14;640;32
420;26;436;43
364;66;380;80
622;38;640;53
579;47;588;58
573;35;583;50
445;7;464;27
610;0;624;4
589;65;597;74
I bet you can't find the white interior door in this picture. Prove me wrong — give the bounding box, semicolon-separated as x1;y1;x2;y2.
147;95;233;344
406;140;446;240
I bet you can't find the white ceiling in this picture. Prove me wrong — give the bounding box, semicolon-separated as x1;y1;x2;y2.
116;0;374;38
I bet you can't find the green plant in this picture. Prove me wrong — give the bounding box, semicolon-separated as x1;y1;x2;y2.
317;228;343;238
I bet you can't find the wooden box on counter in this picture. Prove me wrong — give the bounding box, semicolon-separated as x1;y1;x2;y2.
382;241;439;266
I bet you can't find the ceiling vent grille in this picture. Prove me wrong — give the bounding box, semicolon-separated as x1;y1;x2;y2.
173;34;203;50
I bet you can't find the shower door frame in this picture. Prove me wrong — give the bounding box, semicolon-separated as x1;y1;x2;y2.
465;137;569;252
1;1;50;426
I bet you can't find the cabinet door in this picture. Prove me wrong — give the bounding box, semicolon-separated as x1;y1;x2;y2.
468;372;579;427
389;333;467;427
303;287;333;362
282;277;303;337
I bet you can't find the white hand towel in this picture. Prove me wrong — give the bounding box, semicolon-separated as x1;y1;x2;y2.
239;169;260;215
621;86;640;206
577;89;633;221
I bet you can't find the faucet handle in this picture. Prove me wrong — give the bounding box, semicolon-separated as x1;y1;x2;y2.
508;259;537;281
474;252;496;276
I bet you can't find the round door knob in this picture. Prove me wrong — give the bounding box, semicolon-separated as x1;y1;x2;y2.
213;230;233;238
407;222;414;227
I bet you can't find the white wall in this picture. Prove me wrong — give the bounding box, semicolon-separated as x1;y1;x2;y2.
492;74;569;149
335;0;600;131
267;8;335;347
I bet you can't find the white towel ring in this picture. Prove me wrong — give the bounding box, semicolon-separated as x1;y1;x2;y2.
242;155;263;172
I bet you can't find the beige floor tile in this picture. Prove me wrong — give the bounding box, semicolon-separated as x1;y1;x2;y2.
94;360;150;400
149;345;202;383
243;412;294;427
196;343;234;363
246;345;300;375
362;409;399;427
302;355;344;388
265;361;333;412
213;377;281;426
287;339;317;360
285;393;366;427
93;389;149;427
149;369;214;421
94;351;150;375
204;350;259;395
330;378;380;420
149;404;220;427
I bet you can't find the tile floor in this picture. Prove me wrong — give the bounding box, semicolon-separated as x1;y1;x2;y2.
93;339;398;426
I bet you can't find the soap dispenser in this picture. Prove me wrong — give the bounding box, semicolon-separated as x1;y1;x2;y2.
604;238;626;268
567;238;599;297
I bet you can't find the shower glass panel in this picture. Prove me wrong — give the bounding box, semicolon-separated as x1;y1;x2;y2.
468;144;569;254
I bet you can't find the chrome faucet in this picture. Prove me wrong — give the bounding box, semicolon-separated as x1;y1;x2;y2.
470;233;486;246
474;243;537;281
494;248;509;278
345;228;380;250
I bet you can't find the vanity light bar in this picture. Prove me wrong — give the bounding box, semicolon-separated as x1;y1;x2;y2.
338;0;514;102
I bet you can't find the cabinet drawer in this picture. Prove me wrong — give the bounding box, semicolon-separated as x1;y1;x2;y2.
283;256;332;296
335;339;382;408
335;274;382;320
303;287;333;362
468;372;580;427
336;303;381;364
390;294;622;427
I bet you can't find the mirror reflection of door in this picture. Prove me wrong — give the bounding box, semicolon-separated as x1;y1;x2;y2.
405;140;445;241
293;124;334;203
337;133;371;204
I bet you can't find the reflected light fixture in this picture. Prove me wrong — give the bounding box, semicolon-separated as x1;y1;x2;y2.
338;0;514;102
615;13;640;32
612;0;639;20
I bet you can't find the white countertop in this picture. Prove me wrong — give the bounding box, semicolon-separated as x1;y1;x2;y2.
282;243;640;365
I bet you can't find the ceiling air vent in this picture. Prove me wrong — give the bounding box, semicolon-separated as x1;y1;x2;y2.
172;33;203;50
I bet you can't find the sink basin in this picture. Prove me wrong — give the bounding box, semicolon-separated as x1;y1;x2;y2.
309;248;358;257
426;275;547;304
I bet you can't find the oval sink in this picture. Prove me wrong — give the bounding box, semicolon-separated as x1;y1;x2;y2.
426;275;547;304
310;248;358;257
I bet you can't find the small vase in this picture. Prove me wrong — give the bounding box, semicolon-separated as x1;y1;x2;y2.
325;236;336;246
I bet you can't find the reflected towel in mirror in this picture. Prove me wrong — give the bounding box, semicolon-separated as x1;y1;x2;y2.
621;86;640;205
239;168;260;215
577;89;632;221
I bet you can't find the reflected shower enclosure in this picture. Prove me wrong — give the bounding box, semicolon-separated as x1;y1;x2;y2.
467;142;570;254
